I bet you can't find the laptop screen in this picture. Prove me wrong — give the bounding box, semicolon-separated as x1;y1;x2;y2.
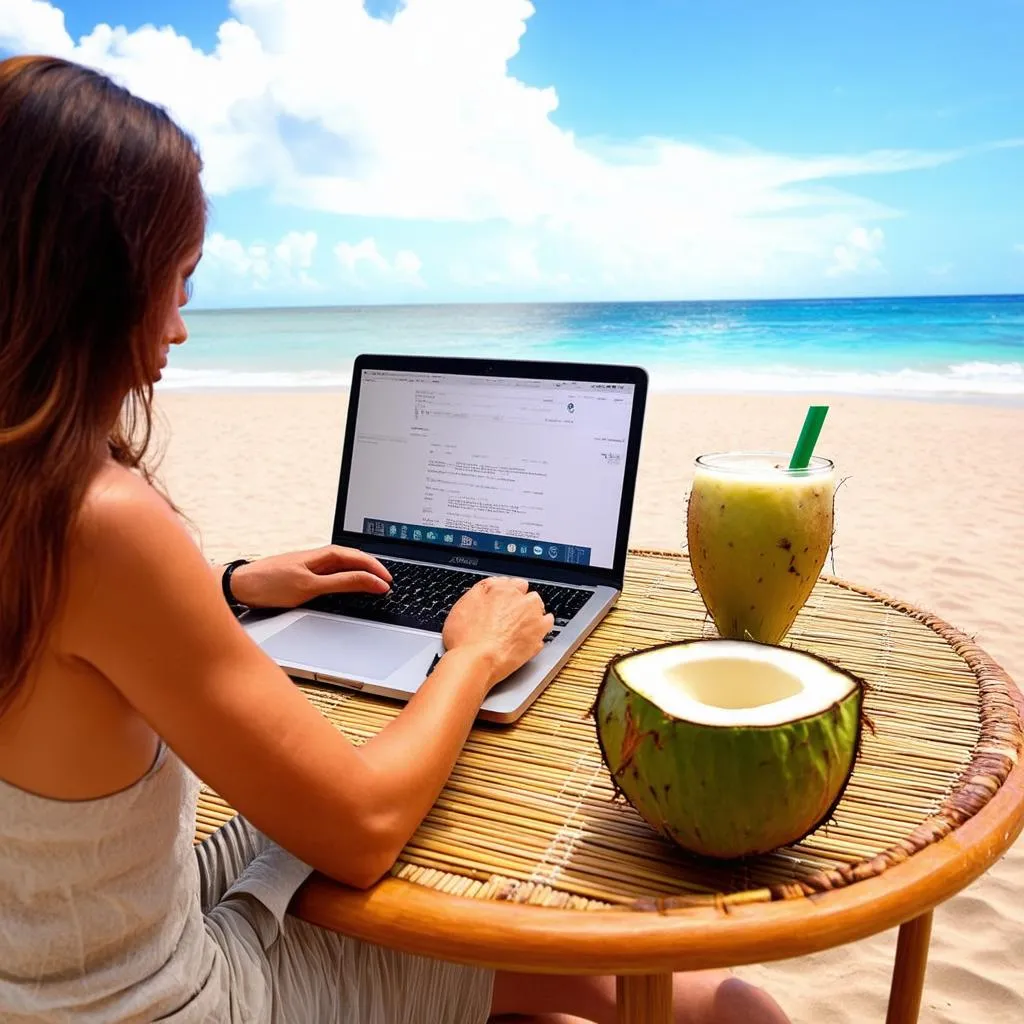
342;367;637;570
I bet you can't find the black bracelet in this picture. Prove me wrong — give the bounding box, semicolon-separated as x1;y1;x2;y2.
221;559;251;615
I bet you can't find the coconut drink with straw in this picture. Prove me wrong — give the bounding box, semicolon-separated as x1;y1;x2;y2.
686;406;836;644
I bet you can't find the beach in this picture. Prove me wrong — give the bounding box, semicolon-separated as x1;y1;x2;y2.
156;389;1024;1024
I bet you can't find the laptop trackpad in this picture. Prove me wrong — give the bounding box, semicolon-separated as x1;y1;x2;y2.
262;614;435;680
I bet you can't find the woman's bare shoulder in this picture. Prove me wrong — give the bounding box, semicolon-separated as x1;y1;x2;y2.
69;464;192;588
61;462;205;648
77;463;179;541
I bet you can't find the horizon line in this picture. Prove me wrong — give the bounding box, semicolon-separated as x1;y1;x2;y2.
188;291;1024;315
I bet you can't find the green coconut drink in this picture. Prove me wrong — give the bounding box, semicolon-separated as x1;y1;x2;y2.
595;639;863;859
687;452;836;644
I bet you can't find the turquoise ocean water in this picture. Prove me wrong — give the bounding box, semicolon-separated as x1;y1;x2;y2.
166;295;1024;400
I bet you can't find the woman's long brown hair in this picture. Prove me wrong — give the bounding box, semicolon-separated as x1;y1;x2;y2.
0;56;206;713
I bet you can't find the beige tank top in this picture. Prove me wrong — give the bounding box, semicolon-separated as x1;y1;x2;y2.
0;745;217;1021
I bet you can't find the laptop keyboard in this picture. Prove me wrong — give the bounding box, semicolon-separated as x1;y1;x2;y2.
305;558;593;640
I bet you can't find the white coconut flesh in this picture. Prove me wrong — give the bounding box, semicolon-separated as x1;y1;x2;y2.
616;640;856;728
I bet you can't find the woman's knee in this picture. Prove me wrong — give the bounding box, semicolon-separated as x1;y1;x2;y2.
710;977;790;1024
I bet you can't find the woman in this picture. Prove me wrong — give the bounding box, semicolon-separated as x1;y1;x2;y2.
0;55;790;1024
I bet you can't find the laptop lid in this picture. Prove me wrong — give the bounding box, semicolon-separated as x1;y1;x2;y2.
330;354;648;589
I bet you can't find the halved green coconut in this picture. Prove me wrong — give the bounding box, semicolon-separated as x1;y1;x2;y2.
595;639;864;859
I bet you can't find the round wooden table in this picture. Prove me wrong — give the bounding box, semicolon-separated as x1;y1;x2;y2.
204;551;1024;1024
293;748;1024;1021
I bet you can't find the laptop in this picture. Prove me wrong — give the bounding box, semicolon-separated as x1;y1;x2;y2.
243;354;648;723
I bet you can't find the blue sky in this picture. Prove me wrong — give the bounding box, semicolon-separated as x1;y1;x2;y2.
3;0;1023;307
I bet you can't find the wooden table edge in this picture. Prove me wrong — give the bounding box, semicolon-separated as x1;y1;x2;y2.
291;685;1023;975
290;559;1024;975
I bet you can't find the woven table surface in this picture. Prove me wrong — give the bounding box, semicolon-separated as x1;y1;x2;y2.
195;549;1022;911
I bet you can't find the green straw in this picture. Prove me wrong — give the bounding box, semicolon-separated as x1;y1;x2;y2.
789;405;829;469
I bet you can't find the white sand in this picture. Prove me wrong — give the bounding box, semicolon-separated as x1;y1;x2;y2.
156;390;1024;1024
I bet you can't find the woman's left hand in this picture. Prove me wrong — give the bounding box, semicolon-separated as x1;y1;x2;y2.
227;546;392;609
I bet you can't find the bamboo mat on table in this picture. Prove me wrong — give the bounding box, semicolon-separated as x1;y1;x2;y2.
195;549;1022;910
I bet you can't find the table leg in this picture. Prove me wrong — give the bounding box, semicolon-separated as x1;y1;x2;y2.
616;974;673;1024
885;911;934;1024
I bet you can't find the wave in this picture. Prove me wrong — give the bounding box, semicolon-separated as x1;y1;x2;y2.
947;361;1023;377
649;361;1024;398
158;360;1024;399
159;367;353;389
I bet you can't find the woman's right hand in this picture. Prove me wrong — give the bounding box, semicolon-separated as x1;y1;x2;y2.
442;577;554;688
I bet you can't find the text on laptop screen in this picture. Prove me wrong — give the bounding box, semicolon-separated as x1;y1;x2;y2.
343;369;636;569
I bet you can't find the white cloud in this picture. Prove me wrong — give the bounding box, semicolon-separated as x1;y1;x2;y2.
451;235;546;289
335;238;389;276
334;238;424;288
826;227;885;278
274;230;317;274
203;233;271;282
0;0;994;295
0;0;70;52
202;229;319;290
505;241;542;283
393;249;423;281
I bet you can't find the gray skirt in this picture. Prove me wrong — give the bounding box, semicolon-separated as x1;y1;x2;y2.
194;817;494;1024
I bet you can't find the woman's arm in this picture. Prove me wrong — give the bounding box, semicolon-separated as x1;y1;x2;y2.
62;470;548;888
